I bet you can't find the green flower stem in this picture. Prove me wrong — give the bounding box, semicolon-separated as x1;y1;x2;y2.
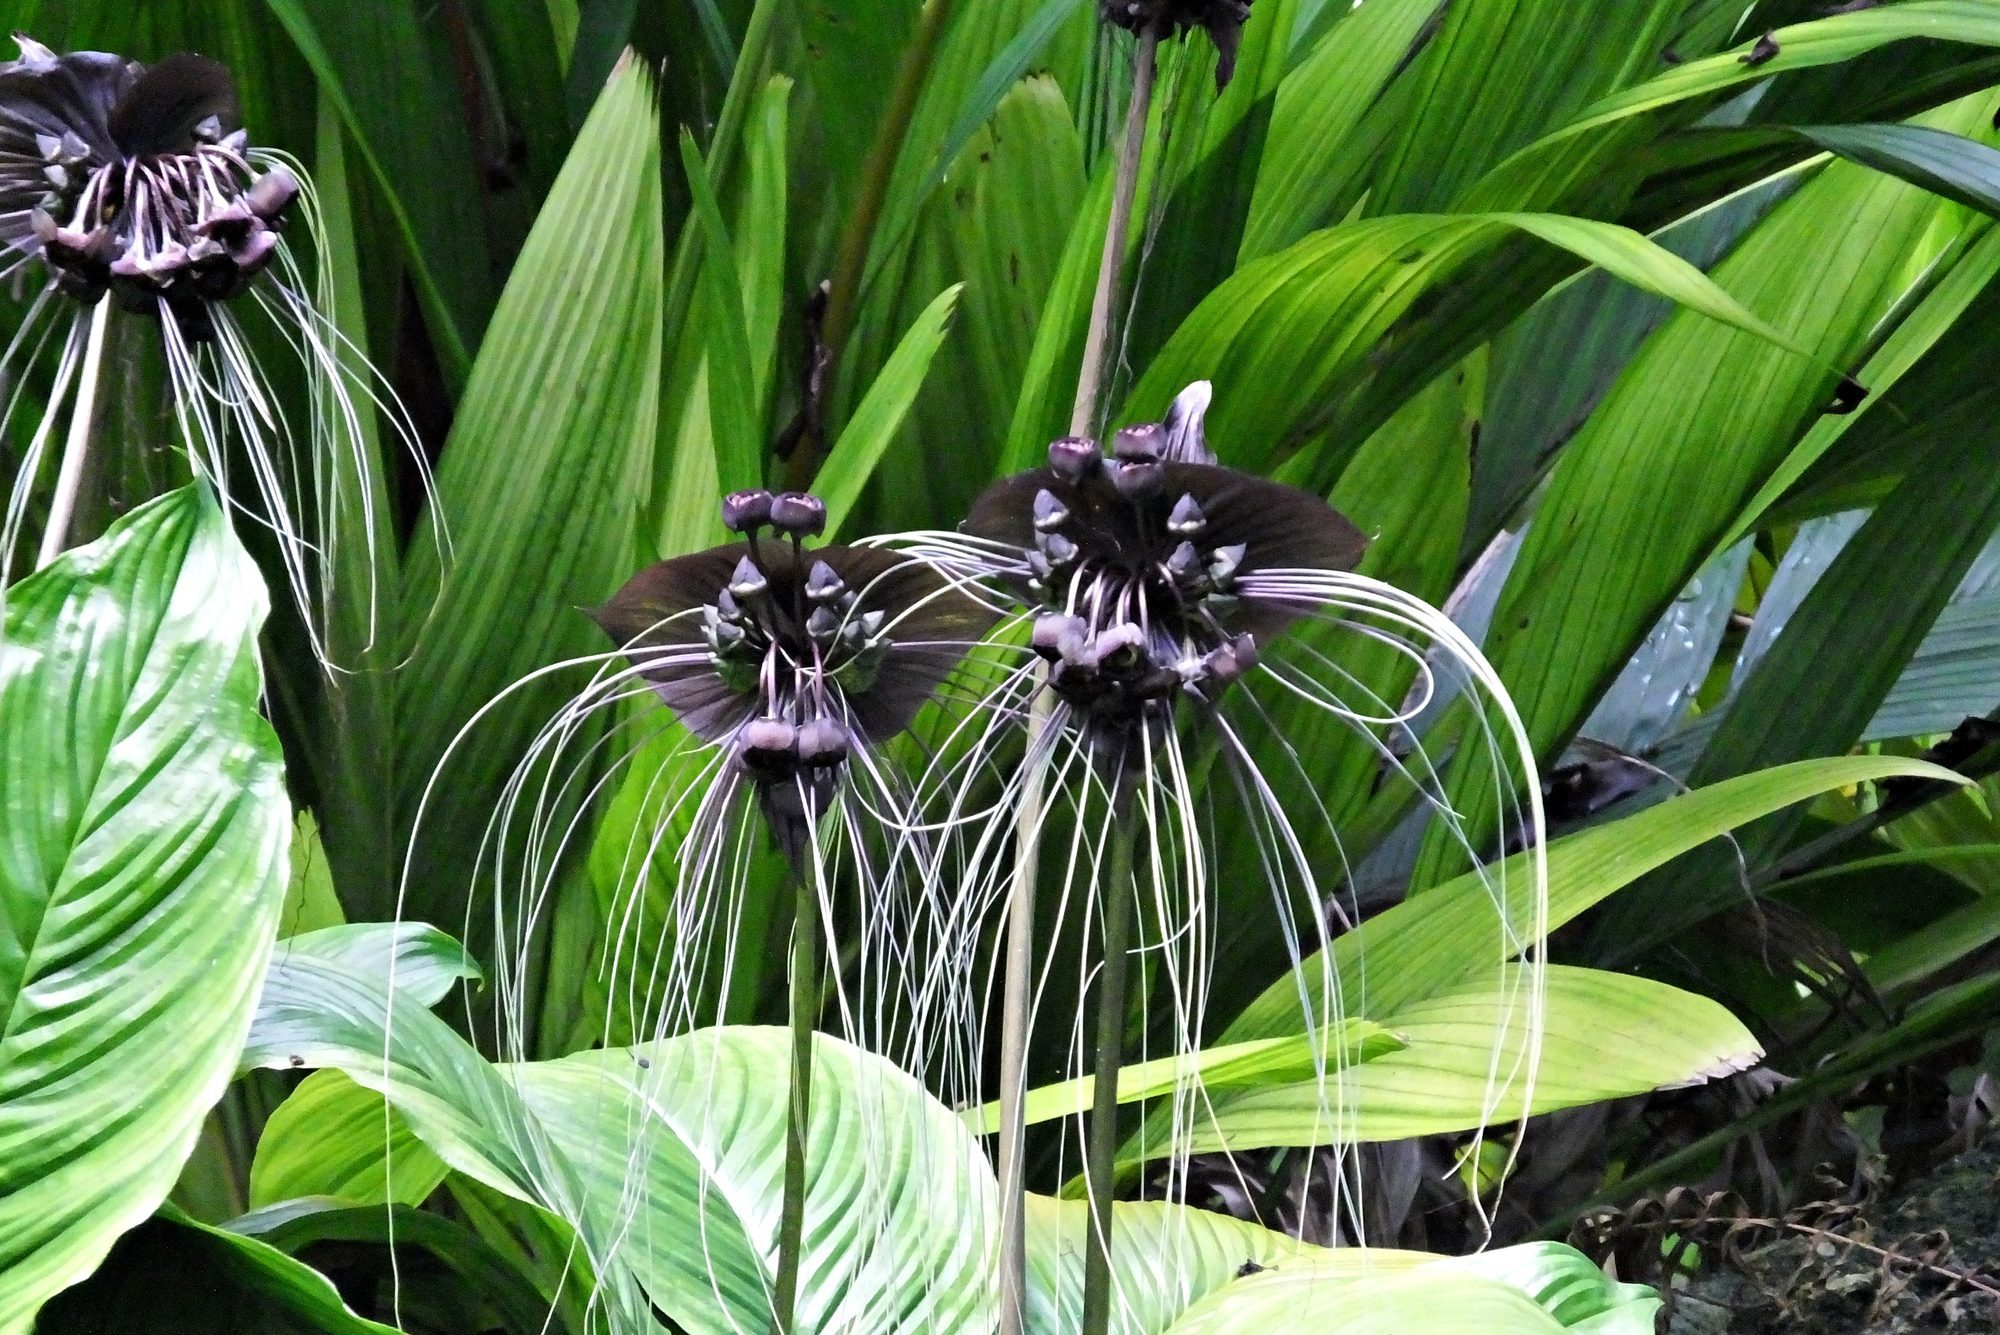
1071;26;1160;440
36;296;113;570
996;688;1053;1335
772;858;819;1334
1082;775;1141;1335
999;28;1163;1335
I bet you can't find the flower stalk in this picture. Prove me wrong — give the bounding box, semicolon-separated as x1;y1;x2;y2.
1082;773;1140;1335
773;855;819;1335
997;26;1161;1335
35;296;112;569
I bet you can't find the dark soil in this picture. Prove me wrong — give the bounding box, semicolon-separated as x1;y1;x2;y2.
1669;1138;2000;1333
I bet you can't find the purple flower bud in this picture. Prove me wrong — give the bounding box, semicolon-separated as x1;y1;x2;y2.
245;166;300;222
1167;493;1207;537
805;560;846;604
1111;422;1165;464
728;554;768;600
1109;458;1164;502
721;488;774;533
769;491;827;538
1048;436;1101;481
796;717;850;768
1033;488;1069;532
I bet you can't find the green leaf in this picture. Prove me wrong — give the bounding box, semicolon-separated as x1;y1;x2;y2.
977;1018;1403;1134
1241;0;1441;260
801;0;923;197
680;127;765;497
1164;967;1759;1157
1159;1246;1658;1335
264;923;480;1017
259;0;493;381
1474;1;2000;209
1420;94;1994;886
511;1028;999;1333
1798;122;2000;218
1227;755;1965;1042
1128;209;1799;473
1368;0;1681;215
816;283;964;537
1022;1195;1338;1334
35;1206;398;1335
1589;329;2000;959
242;944;656;1328
280;813;345;940
228;1196;559;1335
0;486;289;1333
396;54;663;969
250;1070;447;1209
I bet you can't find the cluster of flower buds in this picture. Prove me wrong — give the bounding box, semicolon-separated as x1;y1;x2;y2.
1023;430;1263;726
703;489;899;787
7;43;296;337
1098;0;1254;87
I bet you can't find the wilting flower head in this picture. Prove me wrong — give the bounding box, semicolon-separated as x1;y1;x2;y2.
594;488;997;856
0;36;295;340
0;36;429;666
1100;0;1254;87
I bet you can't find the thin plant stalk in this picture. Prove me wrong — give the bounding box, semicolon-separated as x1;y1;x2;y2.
997;28;1161;1335
994;689;1051;1335
1081;776;1140;1335
36;297;113;570
1071;27;1160;443
773;855;819;1335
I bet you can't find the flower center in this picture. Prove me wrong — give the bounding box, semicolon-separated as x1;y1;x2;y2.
31;118;295;336
1024;432;1258;726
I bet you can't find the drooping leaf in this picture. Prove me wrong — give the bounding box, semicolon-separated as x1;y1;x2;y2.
978;1018;1403;1134
1227;755;1963;1042
1127;209;1799;474
0;486;289;1332
1419;94;1994;886
34;1206;398;1335
250;1070;447;1210
1161;966;1759;1158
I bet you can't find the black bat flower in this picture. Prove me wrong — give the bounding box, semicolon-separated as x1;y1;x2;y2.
1099;0;1255;88
594;488;997;856
965;389;1366;746
0;35;428;669
0;37;293;339
907;383;1551;1234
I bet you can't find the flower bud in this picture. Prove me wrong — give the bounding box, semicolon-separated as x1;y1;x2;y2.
1048;436;1101;481
769;491;827;538
721;488;774;533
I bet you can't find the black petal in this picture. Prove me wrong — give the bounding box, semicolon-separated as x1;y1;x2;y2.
0;39;129;175
594;542;996;746
107;53;239;157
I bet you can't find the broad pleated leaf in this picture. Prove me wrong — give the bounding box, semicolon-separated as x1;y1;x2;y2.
249;1069;447;1209
512;1028;1000;1335
395;54;663;962
242;944;656;1329
1160;1252;1657;1334
0;486;288;1332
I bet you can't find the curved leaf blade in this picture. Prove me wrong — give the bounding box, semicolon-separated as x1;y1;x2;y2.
0;486;289;1330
